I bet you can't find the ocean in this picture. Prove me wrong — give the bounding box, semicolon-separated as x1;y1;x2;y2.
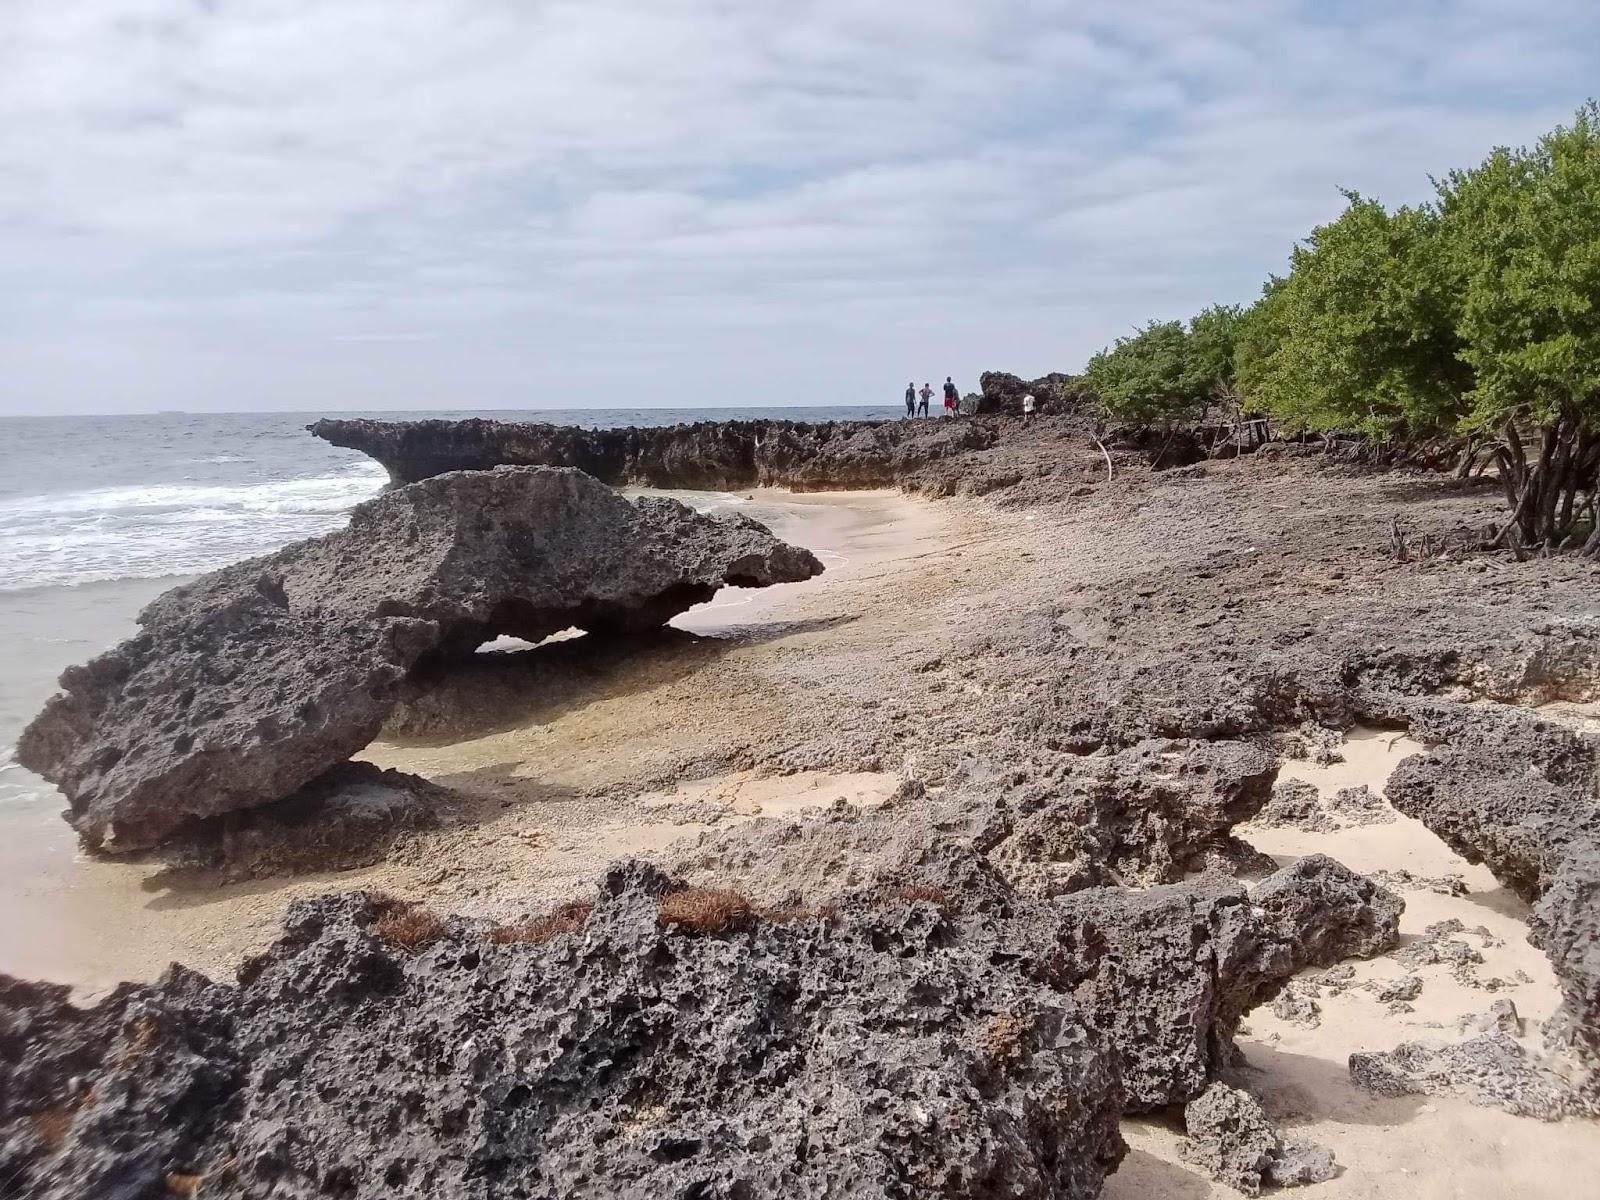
0;406;891;815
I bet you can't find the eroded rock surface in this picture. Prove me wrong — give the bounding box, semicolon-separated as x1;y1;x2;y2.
18;467;821;850
147;763;460;881
1180;1083;1336;1196
1349;1034;1593;1120
1;868;1128;1200
1384;700;1600;1091
678;789;1401;1115
0;812;1409;1200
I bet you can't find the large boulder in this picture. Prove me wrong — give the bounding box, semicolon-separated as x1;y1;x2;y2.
18;467;822;851
0;870;1128;1200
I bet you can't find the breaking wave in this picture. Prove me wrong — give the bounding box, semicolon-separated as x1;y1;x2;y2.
0;461;387;592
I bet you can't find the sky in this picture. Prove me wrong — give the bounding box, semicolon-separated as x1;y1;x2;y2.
1;1;1596;415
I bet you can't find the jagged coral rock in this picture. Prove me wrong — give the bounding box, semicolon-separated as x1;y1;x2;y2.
1181;1083;1336;1196
0;870;1127;1200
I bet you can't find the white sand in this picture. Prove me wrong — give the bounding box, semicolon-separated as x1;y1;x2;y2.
1105;727;1600;1199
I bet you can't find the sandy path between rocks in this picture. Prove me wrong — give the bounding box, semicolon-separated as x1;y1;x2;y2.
1107;728;1600;1199
0;489;966;991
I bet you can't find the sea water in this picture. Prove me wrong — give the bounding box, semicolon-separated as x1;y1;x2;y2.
0;406;890;812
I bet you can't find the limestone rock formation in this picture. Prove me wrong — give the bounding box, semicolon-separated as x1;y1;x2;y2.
1384;703;1600;901
1180;1083;1337;1195
1349;1034;1593;1120
310;416;998;491
18;467;821;851
0;868;1128;1200
1048;856;1400;1111
677;784;1402;1111
1384;701;1600;1090
0;815;1405;1197
985;737;1279;893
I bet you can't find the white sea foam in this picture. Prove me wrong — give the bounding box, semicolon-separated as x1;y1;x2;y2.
0;462;387;592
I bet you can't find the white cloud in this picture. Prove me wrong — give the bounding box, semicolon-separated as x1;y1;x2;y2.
0;0;1595;412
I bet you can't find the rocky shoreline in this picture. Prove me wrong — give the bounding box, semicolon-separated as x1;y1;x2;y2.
4;412;1599;1197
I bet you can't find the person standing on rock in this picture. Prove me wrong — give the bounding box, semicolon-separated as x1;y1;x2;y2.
917;383;932;417
905;382;916;418
943;377;958;417
1022;393;1036;423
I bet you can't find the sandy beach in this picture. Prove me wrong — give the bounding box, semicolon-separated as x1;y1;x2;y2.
0;487;966;987
4;439;1598;1198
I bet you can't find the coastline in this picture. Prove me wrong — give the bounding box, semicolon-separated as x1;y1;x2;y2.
0;486;968;988
4;419;1598;1197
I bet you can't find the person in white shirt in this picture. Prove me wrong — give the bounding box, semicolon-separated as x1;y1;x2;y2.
1022;393;1036;422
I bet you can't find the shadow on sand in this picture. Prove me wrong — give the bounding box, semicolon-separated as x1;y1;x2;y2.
385;614;858;746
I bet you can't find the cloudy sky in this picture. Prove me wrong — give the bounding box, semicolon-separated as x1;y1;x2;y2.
2;1;1595;415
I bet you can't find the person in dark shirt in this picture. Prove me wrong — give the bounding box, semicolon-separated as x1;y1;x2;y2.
905;382;916;417
943;377;958;416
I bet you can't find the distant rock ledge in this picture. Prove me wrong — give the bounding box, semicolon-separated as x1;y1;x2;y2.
309;416;1002;492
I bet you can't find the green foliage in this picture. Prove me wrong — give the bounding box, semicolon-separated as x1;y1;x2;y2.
1186;304;1245;403
1436;99;1600;433
1233;193;1469;438
1084;320;1195;426
1080;101;1600;551
1083;306;1244;426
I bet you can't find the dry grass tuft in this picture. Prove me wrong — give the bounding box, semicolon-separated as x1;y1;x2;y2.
658;888;754;935
371;898;446;952
980;1013;1032;1065
30;1107;74;1153
488;900;594;945
166;1172;206;1197
112;1013;159;1070
880;883;955;914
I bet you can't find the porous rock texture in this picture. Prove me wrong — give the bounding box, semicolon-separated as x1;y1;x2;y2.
980;737;1279;893
17;467;821;851
667;738;1278;907
1;865;1128;1200
1383;700;1600;1093
1046;855;1400;1111
1349;1034;1591;1120
671;782;1403;1115
148;762;461;881
0;831;1407;1199
1180;1083;1336;1196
